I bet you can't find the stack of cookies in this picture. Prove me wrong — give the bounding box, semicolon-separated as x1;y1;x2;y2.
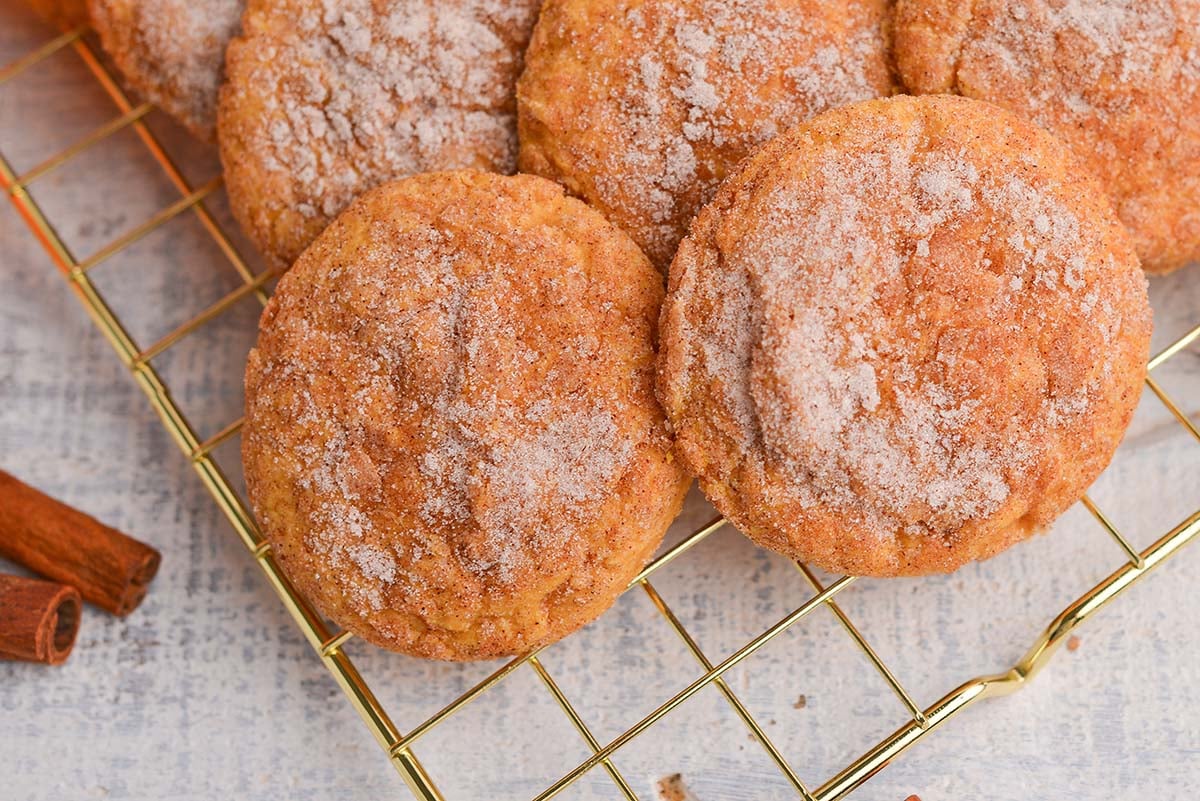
63;0;1195;660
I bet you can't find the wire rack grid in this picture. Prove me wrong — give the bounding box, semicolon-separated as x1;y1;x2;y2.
2;25;1199;801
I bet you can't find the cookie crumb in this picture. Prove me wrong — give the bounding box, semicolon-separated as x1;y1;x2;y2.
655;773;698;801
793;694;807;709
1067;635;1082;652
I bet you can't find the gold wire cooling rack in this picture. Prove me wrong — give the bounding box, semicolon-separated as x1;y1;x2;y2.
3;24;1200;801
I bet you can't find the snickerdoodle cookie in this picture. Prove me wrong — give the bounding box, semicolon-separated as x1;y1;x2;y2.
89;0;243;140
894;0;1200;273
243;171;689;660
517;0;895;270
658;95;1151;577
219;0;542;270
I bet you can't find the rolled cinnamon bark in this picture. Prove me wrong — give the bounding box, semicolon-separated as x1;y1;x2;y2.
0;469;160;616
0;573;81;665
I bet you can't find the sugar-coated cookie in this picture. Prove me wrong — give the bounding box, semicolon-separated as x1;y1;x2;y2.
658;95;1152;576
518;0;894;270
894;0;1200;273
89;0;243;140
220;0;541;269
244;171;690;660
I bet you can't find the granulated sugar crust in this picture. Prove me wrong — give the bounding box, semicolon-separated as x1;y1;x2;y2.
243;171;690;660
894;0;1200;274
517;0;895;271
89;0;243;140
219;0;541;270
658;95;1152;577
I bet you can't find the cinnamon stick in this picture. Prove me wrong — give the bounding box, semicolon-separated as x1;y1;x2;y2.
0;573;81;665
0;469;160;616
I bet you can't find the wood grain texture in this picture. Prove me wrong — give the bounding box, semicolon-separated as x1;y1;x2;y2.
1;5;1198;800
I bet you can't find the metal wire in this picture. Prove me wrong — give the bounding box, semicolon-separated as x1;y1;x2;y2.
2;27;1198;801
640;580;817;801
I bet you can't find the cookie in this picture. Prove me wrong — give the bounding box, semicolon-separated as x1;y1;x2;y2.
89;0;242;140
894;0;1200;273
658;95;1152;576
243;171;690;660
517;0;895;269
219;0;542;270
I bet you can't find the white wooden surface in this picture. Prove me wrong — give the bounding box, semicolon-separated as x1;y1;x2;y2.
1;6;1199;800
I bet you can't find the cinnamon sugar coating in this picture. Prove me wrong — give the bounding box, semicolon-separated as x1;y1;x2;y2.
658;96;1151;577
894;0;1200;274
89;0;243;140
218;0;541;270
243;172;690;660
517;0;895;271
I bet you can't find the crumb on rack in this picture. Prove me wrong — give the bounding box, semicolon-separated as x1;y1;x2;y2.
655;772;698;801
1068;635;1082;652
794;694;807;709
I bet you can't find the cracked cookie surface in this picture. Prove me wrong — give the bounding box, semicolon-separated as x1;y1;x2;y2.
517;0;895;271
894;0;1200;274
658;95;1151;576
219;0;541;269
89;0;243;141
243;171;690;660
